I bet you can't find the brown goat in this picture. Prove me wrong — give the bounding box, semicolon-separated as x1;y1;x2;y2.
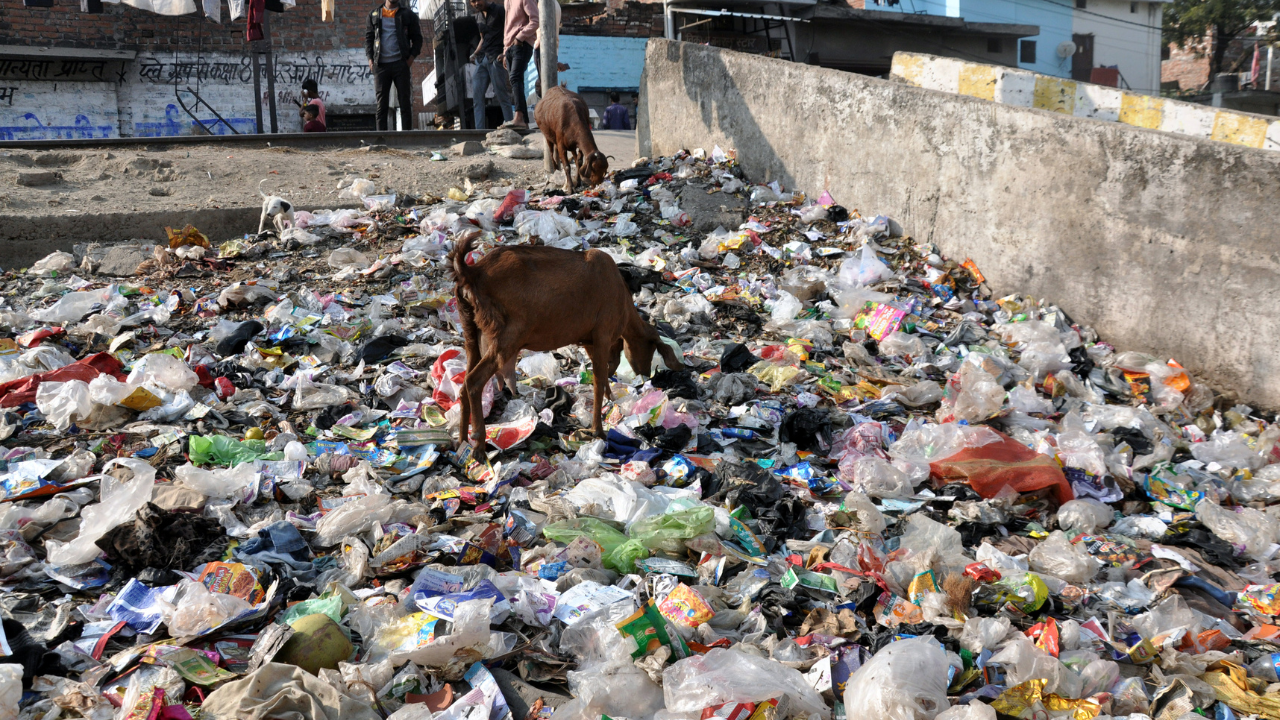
450;230;682;447
535;86;608;193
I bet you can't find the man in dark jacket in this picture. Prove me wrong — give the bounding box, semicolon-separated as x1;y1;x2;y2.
366;0;423;131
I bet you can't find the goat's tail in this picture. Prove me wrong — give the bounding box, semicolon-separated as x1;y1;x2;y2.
450;228;481;289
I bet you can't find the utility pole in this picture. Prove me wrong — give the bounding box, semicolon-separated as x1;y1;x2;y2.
538;0;557;172
263;12;279;134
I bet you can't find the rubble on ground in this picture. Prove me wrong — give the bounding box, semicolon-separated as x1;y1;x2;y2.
0;145;1277;720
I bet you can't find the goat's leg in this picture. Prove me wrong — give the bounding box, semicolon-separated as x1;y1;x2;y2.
463;354;499;448
458;332;485;447
586;343;612;438
559;144;575;193
498;353;519;397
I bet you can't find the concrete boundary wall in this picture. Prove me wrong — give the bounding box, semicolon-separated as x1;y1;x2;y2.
638;39;1280;407
891;52;1280;152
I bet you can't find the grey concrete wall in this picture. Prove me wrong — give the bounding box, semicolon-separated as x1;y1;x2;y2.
638;39;1280;407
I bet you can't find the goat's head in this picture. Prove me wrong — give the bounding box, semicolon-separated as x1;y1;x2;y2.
623;320;683;377
582;151;609;188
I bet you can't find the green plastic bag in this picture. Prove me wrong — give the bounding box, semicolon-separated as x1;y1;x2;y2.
543;518;629;555
188;435;269;467
281;593;347;627
604;538;650;575
629;506;714;554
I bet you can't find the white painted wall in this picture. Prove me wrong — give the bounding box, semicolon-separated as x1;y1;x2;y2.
0;49;375;139
1072;0;1165;95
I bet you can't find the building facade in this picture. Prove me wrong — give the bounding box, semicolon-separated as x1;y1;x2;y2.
0;0;434;139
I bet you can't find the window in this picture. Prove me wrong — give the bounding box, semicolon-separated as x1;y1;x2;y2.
988;38;1003;53
1075;0;1086;8
1130;2;1137;11
1020;39;1037;63
1161;44;1171;60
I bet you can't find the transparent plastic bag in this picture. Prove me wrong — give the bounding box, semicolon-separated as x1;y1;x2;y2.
328;248;371;269
1056;498;1113;534
664;647;829;719
1055;412;1108;478
1192;431;1263;471
1131;595;1201;641
936;704;996;720
1110;676;1150;715
315;492;393;547
840;490;887;534
294;375;360;410
30;250;77;276
842;456;912;499
843;637;949;720
945;362;1005;423
35;379;93;431
1028;531;1098;584
1195;499;1280;560
878;331;926;358
32;285;122;323
167;579;253;636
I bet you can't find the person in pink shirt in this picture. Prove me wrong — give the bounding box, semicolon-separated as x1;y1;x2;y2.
500;0;538;129
299;78;326;128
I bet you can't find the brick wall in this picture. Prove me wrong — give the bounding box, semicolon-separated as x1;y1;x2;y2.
561;1;665;39
1162;35;1211;91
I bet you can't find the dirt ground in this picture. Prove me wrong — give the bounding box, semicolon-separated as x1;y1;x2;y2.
0;130;638;218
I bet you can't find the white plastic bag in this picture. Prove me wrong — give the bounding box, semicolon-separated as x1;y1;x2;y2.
936;704;996;720
0;664;21;720
959;616;1012;654
946;362;1005;424
35;379;93;431
664;648;829;719
843;637;949;720
518;352;561;382
843;456;912;499
1056;498;1113;534
769;291;803;323
1027;531;1098;584
174;463;260;500
839;244;894;286
127;353;199;393
30;250;77;276
45;458;156;566
315;492;393;546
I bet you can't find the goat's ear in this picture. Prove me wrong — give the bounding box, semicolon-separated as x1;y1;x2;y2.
655;335;684;369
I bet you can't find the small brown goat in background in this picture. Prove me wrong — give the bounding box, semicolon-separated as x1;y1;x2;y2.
535;86;609;193
450;230;683;447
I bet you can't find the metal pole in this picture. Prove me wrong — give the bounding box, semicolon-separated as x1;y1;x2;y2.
539;0;558;95
1269;45;1274;90
263;12;279;133
251;49;264;134
664;1;674;39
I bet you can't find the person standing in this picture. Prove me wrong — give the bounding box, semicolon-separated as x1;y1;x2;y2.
601;91;630;130
365;0;423;131
469;0;513;129
500;0;537;129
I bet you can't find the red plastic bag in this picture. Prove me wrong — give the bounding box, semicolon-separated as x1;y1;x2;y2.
0;352;125;407
929;429;1074;504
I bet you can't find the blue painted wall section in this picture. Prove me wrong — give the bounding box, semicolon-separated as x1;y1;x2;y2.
525;35;649;98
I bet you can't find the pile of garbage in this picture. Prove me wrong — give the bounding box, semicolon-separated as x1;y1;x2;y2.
1;145;1278;720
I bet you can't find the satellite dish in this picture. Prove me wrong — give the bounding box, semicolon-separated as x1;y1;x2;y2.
1057;41;1078;58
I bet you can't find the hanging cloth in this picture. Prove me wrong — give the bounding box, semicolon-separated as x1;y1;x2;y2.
24;0;55;7
246;0;264;40
228;0;244;20
81;0;105;13
203;0;221;22
321;0;333;21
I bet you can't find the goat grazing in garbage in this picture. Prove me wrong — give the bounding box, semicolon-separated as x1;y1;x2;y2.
535;86;609;193
449;230;683;447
